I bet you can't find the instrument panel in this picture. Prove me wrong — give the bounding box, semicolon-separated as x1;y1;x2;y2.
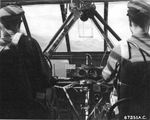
67;65;103;80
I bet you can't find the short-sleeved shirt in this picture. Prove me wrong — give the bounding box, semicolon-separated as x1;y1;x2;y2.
0;34;52;118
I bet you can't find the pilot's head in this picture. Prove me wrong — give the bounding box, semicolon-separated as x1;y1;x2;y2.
0;5;24;35
127;0;150;31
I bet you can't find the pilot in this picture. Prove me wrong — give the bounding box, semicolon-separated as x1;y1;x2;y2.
0;5;54;118
102;0;150;119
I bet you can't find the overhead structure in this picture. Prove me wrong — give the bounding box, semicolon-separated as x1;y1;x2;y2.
0;0;124;62
1;0;128;6
0;0;125;62
43;1;122;56
0;0;130;119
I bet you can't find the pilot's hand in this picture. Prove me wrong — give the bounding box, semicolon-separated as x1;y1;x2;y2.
96;78;113;88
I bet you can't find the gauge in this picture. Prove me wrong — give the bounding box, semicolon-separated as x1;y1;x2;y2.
78;69;86;77
88;68;98;78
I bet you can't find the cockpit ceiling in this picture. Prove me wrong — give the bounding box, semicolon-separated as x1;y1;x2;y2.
1;0;128;6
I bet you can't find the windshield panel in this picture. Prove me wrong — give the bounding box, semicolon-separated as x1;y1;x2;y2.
21;2;129;52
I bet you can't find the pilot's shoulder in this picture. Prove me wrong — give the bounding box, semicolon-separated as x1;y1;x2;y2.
117;40;129;59
110;40;129;60
19;34;38;44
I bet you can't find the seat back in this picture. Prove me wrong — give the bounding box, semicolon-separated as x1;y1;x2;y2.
117;41;150;118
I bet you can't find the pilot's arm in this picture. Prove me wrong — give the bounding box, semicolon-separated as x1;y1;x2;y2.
101;45;122;115
102;45;121;82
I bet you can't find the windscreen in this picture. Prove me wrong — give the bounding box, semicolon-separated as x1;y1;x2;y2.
21;2;129;77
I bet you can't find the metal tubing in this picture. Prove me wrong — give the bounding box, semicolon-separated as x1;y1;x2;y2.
63;88;80;120
91;16;114;49
48;15;79;54
87;98;103;120
104;2;109;51
22;13;32;39
1;0;129;6
43;12;73;53
60;4;71;52
93;9;121;41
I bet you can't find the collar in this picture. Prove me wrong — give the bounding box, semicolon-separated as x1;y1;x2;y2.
0;32;23;52
11;32;23;45
132;32;150;38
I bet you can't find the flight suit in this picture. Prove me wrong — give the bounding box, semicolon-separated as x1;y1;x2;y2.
0;34;52;118
102;33;150;119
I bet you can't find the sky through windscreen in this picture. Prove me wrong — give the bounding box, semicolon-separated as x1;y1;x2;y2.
22;1;130;52
21;2;130;77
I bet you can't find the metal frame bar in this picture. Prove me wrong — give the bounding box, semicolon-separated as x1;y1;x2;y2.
93;9;121;41
104;2;109;51
91;16;114;49
1;0;129;6
49;52;109;59
21;13;32;39
43;13;74;52
63;87;80;120
60;4;71;52
44;2;121;58
47;12;80;54
48;16;78;53
48;52;109;67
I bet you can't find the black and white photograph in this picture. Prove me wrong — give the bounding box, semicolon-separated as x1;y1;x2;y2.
0;0;150;119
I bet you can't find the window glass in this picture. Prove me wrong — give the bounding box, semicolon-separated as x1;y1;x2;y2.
22;5;66;51
22;4;105;52
69;3;104;51
22;2;129;52
108;1;130;45
21;2;130;77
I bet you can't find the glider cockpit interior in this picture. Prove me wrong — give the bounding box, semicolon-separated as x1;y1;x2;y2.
1;0;128;119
